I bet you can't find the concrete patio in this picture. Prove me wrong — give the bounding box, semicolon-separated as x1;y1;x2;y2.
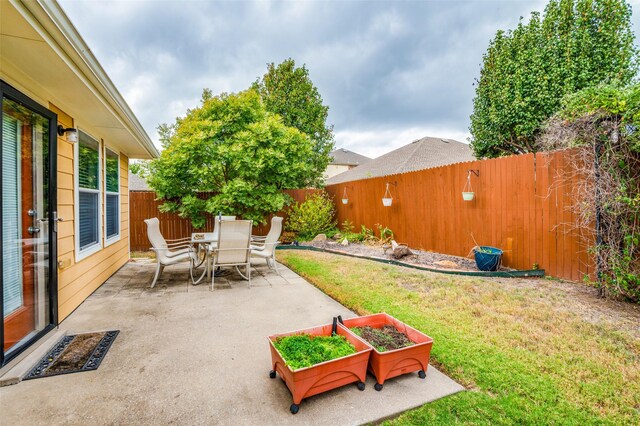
0;259;463;425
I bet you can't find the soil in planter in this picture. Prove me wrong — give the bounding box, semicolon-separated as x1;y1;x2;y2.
273;334;357;370
350;325;414;352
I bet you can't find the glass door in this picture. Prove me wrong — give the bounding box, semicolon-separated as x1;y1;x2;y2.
1;82;57;365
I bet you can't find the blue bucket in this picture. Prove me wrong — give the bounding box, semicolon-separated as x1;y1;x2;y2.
474;246;503;271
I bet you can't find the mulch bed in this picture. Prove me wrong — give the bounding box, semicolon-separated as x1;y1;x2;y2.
301;240;513;273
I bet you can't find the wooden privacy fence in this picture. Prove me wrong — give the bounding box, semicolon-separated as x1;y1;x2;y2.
325;150;594;282
129;189;315;251
129;149;592;281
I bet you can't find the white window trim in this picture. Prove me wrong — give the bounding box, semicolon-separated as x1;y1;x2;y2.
104;145;121;246
74;129;103;262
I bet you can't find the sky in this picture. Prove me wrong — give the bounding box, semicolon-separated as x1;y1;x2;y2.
59;0;640;159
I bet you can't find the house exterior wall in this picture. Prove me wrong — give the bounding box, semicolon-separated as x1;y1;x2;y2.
1;2;155;365
325;164;352;180
52;104;130;321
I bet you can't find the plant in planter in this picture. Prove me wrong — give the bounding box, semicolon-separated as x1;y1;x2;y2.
473;246;503;271
272;334;357;370
268;323;371;414
341;313;433;391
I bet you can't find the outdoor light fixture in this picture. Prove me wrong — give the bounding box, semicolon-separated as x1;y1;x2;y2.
462;169;480;201
382;182;397;207
57;125;78;143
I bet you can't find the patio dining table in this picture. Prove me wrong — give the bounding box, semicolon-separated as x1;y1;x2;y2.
190;232;218;284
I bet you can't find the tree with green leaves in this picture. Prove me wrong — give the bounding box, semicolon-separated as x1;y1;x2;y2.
253;58;334;186
147;89;316;227
470;0;638;158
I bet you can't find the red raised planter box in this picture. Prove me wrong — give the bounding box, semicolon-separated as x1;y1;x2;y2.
342;313;433;391
268;323;372;414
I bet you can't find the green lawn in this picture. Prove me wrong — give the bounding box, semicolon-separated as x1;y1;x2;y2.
278;250;640;425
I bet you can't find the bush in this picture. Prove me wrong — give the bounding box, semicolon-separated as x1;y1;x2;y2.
286;191;336;240
541;82;640;302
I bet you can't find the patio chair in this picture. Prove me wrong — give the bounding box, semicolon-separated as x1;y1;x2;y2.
145;218;194;288
210;219;253;290
251;216;283;274
213;215;237;238
206;215;237;276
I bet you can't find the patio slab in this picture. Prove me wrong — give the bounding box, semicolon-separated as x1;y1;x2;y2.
0;260;464;425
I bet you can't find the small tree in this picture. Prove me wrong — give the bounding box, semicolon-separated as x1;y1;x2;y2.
470;0;638;158
147;89;316;227
253;59;334;186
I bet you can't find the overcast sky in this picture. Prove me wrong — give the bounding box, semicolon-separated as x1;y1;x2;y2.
59;0;640;158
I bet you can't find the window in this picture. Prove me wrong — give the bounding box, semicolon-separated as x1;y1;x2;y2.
76;130;101;259
104;147;120;243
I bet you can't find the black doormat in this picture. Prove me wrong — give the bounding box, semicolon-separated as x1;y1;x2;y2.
23;330;119;380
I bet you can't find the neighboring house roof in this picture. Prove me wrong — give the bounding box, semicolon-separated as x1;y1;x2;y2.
1;0;158;159
330;148;372;166
129;172;152;191
326;136;475;185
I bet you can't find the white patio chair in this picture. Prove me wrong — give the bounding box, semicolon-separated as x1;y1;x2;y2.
212;215;237;239
251;216;283;274
206;215;236;276
145;218;194;288
210;219;253;290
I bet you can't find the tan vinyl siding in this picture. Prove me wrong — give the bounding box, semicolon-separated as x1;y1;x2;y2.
50;103;131;321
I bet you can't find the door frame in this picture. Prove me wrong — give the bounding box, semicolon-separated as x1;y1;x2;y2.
0;80;58;367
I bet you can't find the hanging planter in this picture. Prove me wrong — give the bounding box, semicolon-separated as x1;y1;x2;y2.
382;182;395;207
341;187;349;204
462;170;479;201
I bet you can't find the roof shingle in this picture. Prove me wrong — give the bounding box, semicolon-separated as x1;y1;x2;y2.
326;136;475;185
128;171;151;191
329;148;371;166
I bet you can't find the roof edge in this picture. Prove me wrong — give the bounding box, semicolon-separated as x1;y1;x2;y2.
15;0;159;158
326;157;481;186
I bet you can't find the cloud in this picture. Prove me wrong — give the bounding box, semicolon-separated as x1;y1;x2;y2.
58;0;638;158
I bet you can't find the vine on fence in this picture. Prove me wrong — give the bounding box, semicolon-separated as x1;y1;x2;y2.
540;83;640;302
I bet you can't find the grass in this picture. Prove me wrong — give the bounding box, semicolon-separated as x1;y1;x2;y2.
278;250;640;425
130;251;155;259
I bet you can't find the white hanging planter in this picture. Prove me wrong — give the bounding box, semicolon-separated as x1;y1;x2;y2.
341;187;349;205
462;192;475;201
382;182;395;207
462;170;479;202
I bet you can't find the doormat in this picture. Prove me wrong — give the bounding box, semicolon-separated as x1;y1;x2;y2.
23;330;119;380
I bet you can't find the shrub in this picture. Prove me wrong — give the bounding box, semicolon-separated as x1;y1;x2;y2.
541;82;640;302
286;191;336;240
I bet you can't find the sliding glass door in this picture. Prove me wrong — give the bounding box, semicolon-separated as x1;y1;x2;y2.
1;82;57;365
